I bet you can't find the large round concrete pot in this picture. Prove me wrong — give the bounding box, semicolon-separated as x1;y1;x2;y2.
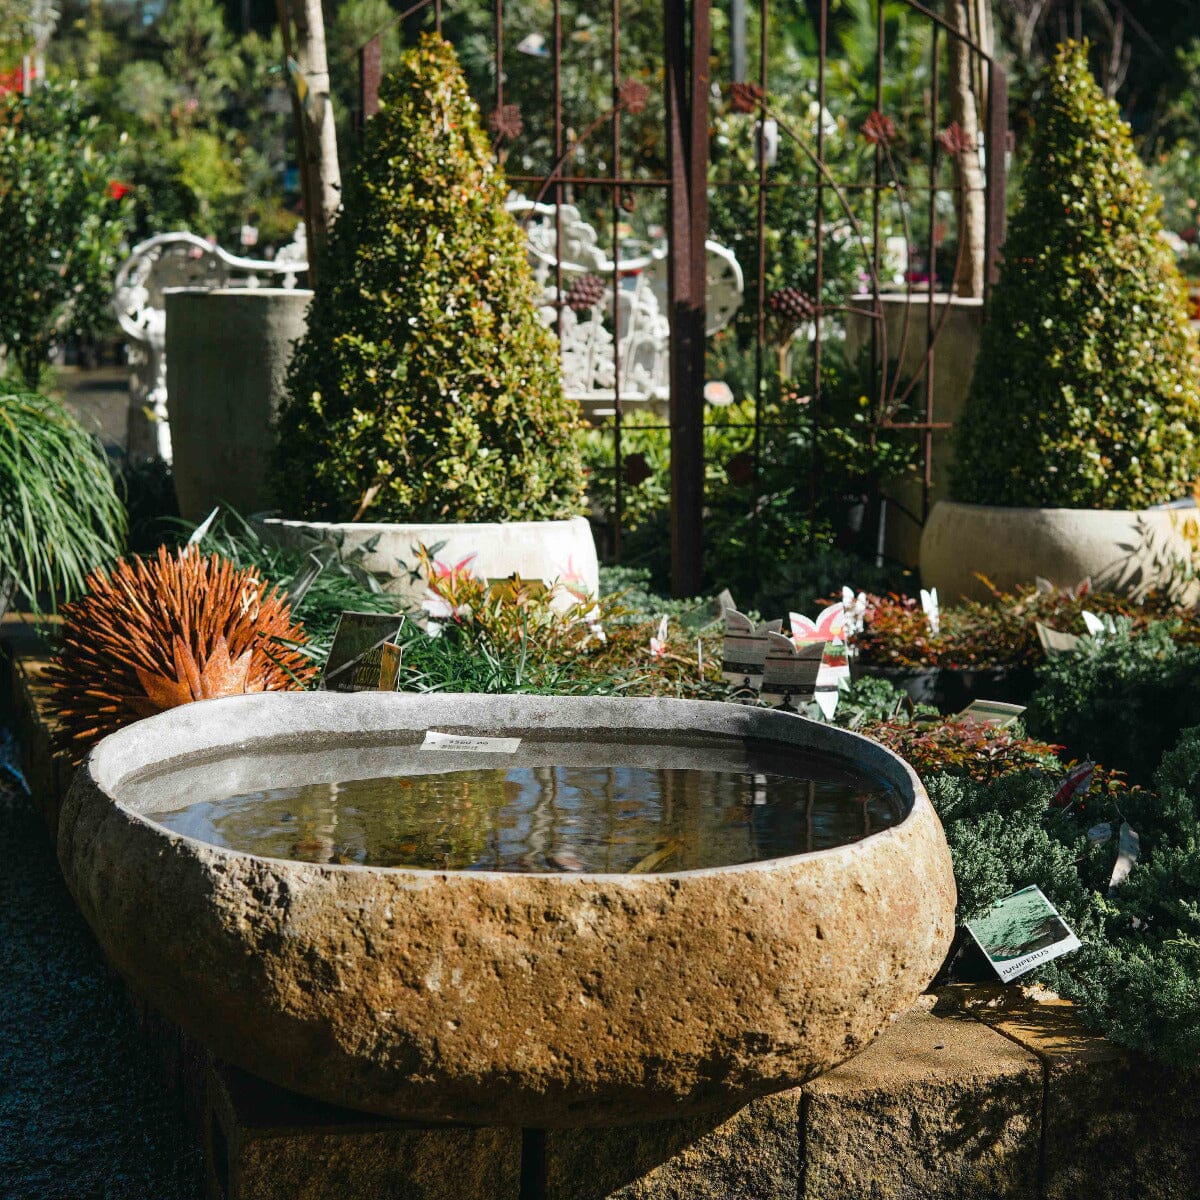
921;499;1196;602
58;692;955;1128
260;513;600;605
165;288;311;522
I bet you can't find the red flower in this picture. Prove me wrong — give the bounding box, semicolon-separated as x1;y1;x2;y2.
107;180;132;201
861;110;896;147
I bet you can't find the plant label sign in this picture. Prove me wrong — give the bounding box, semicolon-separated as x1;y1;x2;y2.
422;731;522;753
965;885;1081;983
721;610;783;693
1036;622;1081;658
955;700;1027;728
760;632;826;709
320;611;405;692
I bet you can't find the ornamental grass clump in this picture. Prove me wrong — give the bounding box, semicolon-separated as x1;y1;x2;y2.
951;43;1200;509
48;545;315;760
0;389;125;611
275;33;584;524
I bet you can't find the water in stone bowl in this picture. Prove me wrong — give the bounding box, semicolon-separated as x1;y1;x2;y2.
124;735;904;874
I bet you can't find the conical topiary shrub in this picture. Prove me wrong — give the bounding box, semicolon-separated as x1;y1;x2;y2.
951;43;1200;510
274;33;584;524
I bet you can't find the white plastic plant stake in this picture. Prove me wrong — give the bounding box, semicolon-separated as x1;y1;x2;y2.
840;586;868;642
649;615;669;659
920;587;940;635
1081;611;1115;639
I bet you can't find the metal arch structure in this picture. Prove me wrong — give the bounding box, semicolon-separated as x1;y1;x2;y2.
356;0;1007;596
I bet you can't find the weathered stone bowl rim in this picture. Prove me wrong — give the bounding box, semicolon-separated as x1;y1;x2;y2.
88;691;927;883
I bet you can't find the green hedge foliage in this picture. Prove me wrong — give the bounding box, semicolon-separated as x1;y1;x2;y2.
951;43;1200;508
1025;621;1200;781
275;34;584;523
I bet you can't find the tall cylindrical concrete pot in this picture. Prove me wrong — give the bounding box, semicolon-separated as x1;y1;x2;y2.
165;288;311;522
844;294;984;567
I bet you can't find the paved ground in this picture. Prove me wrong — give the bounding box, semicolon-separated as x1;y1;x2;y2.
0;762;203;1199
54;366;129;455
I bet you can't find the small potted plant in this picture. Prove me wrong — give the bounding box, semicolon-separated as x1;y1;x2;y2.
270;34;596;606
921;44;1200;602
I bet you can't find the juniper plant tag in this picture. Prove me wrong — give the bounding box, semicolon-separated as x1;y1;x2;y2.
955;700;1027;728
320;612;405;692
761;632;826;710
965;885;1082;983
721;609;782;694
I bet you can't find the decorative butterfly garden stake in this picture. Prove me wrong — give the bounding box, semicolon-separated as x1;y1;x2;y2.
789;602;849;719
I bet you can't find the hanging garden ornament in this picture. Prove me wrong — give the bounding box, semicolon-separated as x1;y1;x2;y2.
767;286;818;326
729;81;765;115
564;272;607;312
618;78;650;115
936;121;971;157
47;546;316;762
488;103;524;141
861;109;896;147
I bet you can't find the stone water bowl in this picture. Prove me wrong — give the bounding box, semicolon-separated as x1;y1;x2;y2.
58;693;955;1128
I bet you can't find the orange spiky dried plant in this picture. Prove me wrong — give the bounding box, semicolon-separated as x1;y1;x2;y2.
48;545;317;761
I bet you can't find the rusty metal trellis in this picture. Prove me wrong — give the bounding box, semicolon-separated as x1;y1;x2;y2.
359;0;1007;597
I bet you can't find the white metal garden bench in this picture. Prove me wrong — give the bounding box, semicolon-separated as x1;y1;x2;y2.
113;229;308;462
509;195;744;421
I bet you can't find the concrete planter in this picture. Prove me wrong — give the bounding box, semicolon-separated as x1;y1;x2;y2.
165;288;311;522
844;294;984;567
920;499;1195;602
259;513;600;607
57;692;955;1128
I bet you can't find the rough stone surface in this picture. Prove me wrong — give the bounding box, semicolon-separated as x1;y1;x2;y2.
955;987;1200;1200
207;1061;520;1200
260;513;600;607
920;499;1196;602
57;692;956;1128
544;1091;801;1200
801;996;1042;1199
12;655;73;836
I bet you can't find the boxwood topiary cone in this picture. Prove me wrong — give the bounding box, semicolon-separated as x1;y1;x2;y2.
274;33;584;524
951;42;1200;510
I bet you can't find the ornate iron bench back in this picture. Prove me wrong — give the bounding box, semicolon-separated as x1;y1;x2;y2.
509;196;744;420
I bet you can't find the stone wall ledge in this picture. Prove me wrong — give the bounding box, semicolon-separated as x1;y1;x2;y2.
6;635;1197;1200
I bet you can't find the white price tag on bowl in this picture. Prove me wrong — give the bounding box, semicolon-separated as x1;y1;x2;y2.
422;731;522;753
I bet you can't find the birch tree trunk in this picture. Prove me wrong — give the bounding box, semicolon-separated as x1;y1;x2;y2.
945;0;989;298
278;0;341;274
